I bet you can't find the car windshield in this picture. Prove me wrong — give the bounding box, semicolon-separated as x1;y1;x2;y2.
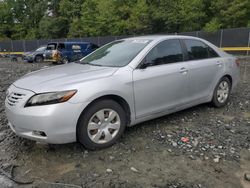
80;39;151;67
36;46;46;51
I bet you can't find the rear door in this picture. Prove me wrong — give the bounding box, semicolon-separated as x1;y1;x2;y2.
71;44;83;61
182;39;223;101
44;43;57;61
133;39;189;118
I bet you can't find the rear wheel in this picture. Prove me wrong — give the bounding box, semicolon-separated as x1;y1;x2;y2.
211;77;231;107
77;100;126;150
34;55;43;63
62;57;69;64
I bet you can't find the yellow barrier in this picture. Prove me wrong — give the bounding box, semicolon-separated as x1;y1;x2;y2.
0;47;249;55
220;47;250;51
0;52;24;55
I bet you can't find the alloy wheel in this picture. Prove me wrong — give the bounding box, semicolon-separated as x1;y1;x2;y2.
87;109;121;144
217;81;229;103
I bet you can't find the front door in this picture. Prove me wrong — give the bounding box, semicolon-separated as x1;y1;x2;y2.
133;39;189;118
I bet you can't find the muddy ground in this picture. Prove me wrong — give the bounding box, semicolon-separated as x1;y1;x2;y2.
0;58;249;188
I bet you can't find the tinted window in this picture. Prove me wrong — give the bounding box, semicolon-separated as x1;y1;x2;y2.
184;39;219;60
91;44;99;50
184;40;208;60
46;43;57;50
208;46;219;58
81;39;151;67
144;39;183;67
58;43;65;50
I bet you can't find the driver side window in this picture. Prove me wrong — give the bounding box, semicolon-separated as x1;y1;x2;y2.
144;39;184;67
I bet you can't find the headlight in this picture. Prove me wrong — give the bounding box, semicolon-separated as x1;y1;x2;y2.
25;90;77;107
5;89;10;98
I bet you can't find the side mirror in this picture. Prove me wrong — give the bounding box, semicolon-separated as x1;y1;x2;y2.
139;58;150;69
139;62;148;69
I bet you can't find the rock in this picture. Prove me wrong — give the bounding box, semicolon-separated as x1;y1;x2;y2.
204;156;209;160
218;146;223;149
214;167;222;173
244;173;250;181
192;139;199;147
130;167;139;173
0;132;5;142
172;142;177;147
106;169;113;173
213;157;220;163
189;155;196;160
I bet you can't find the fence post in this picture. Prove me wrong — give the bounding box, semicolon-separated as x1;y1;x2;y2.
11;40;14;52
22;40;26;52
97;36;100;46
247;30;250;56
219;29;223;48
196;31;199;37
37;39;39;48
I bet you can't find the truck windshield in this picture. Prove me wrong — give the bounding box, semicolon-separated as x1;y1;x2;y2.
80;39;151;67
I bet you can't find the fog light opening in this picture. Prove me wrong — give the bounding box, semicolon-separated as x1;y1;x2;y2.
32;130;47;137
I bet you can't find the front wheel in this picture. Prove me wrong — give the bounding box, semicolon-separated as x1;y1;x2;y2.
77;100;126;150
211;77;231;107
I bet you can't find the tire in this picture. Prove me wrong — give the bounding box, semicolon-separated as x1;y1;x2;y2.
34;55;43;63
211;77;231;108
62;57;69;64
77;100;126;150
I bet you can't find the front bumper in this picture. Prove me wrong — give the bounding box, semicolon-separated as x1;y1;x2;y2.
5;85;88;144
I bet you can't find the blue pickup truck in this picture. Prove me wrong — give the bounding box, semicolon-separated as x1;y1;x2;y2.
44;42;99;64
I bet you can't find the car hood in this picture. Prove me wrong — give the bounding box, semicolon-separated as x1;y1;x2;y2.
23;51;39;56
13;63;118;93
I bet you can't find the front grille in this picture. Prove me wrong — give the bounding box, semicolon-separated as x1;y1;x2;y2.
7;92;26;106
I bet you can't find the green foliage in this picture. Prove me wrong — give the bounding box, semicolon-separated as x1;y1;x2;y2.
38;16;69;39
0;0;249;40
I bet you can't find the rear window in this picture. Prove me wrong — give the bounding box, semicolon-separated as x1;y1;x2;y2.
46;43;57;50
184;39;219;60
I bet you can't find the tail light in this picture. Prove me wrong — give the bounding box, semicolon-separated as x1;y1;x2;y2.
235;58;240;67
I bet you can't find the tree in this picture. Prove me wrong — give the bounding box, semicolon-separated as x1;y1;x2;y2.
38;16;69;39
203;0;250;31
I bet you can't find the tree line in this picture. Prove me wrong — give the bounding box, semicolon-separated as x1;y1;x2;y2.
0;0;249;40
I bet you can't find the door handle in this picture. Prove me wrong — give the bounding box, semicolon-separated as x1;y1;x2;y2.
179;67;188;74
216;61;222;66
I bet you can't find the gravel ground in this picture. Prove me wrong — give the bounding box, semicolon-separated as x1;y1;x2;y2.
0;58;249;188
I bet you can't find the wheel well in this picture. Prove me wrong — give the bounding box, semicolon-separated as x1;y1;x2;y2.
80;95;131;126
35;55;43;60
223;75;232;85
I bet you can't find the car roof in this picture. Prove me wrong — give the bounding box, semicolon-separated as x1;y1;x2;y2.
48;42;91;44
123;35;201;41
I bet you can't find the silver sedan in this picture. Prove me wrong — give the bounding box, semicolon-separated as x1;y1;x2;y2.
5;35;240;150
